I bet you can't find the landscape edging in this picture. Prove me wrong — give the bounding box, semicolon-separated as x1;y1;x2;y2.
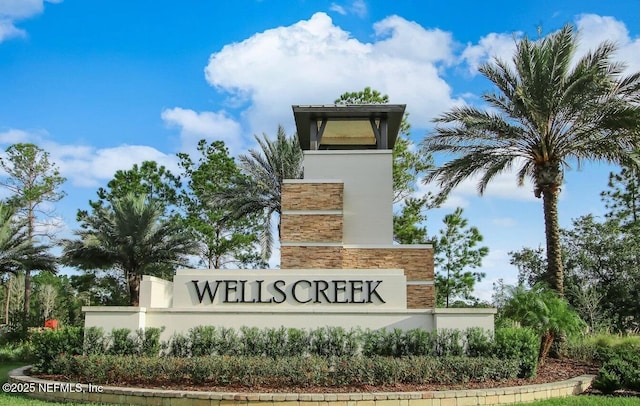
9;366;596;406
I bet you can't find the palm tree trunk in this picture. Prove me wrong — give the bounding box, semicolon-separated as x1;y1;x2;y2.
128;274;141;307
4;277;10;324
542;186;564;296
538;330;555;366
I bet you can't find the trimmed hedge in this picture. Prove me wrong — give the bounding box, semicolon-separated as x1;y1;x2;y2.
32;325;540;379
592;346;640;393
50;354;520;387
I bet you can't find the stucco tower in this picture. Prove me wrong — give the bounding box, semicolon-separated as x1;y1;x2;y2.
281;105;435;308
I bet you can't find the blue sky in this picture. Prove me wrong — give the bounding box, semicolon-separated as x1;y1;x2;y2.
1;0;639;301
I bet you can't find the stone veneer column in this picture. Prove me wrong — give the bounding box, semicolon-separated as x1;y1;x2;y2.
280;179;436;309
342;247;435;309
280;181;344;269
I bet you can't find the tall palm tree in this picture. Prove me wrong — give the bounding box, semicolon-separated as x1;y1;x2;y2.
423;24;640;295
213;126;303;260
62;194;197;306
0;203;57;323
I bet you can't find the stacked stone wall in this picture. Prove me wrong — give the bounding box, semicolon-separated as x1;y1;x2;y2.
280;245;343;269
281;214;342;243
282;182;343;210
281;181;435;309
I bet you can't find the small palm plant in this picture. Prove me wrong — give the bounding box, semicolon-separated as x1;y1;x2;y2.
500;284;586;365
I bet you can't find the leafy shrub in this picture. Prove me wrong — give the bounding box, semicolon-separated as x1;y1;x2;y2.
0;341;34;362
404;328;433;356
31;326;84;374
83;327;106;355
188;326;217;356
167;333;190;357
263;327;289;357
465;327;493;357
592;351;640;393
239;326;264;356
434;329;464;356
137;327;164;357
362;328;399;357
592;334;638;363
50;354;519;387
284;327;310;356
108;328;138;356
493;327;539;378
309;327;358;357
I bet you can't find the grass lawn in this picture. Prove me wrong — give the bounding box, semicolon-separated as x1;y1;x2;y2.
2;364;639;406
527;395;640;405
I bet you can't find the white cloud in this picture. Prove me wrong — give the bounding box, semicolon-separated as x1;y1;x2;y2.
575;14;640;74
0;0;61;43
0;129;32;144
204;12;462;132
415;158;537;208
48;143;179;188
460;32;520;75
350;0;367;18
161;107;244;154
451;171;536;202
461;14;640;77
329;0;367;17
329;3;346;15
0;19;25;42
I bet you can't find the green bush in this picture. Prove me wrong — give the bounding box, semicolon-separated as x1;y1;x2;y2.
309;327;359;357
361;328;406;357
108;328;138;356
434;329;464;356
83;326;106;355
137;327;164;357
567;333;640;363
167;332;190;357
404;328;432;356
493;327;539;378
465;327;493;357
188;326;217;356
0;341;34;362
49;354;519;387
284;327;310;356
31;326;84;374
592;351;640;393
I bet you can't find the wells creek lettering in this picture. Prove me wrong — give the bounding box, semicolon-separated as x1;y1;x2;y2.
191;279;386;304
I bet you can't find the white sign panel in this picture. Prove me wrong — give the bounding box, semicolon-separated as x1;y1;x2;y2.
171;269;407;310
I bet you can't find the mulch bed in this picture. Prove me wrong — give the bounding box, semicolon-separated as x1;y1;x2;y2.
36;358;599;393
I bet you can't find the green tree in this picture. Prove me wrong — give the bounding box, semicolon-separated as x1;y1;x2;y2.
335;87;436;243
500;284;586;364
0;203;56;331
511;213;640;332
0;143;65;315
392;197;429;244
213;126;303;259
434;207;488;307
509;246;547;287
29;272;85;326
80;161;181;220
178;140;264;268
562;215;640;331
423;24;640;296
69;271;129;307
62;194;197;306
601;161;640;231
